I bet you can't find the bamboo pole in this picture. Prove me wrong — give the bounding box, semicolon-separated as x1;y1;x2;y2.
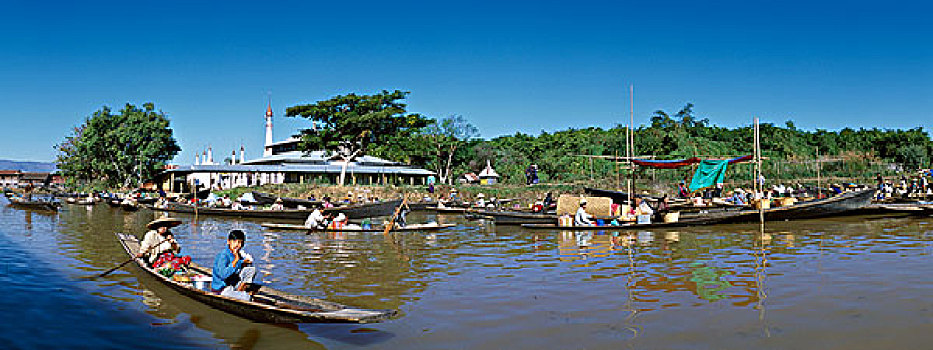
628;85;635;205
755;117;763;226
816;146;821;198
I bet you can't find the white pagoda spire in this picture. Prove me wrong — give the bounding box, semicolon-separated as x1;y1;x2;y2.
264;99;274;157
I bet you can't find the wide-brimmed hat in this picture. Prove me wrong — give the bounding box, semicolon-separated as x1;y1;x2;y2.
579;198;588;205
147;217;182;229
335;213;347;222
735;188;745;193
275;197;283;203
477;193;485;198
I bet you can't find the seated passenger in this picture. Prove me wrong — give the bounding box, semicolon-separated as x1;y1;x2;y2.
574;199;594;226
211;230;257;301
270;198;285;210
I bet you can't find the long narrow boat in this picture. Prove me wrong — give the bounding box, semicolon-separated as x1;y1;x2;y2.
261;222;456;232
116;233;397;323
250;191;321;208
8;199;60;212
466;209;558;225
148;199;402;220
522;189;875;230
121;202;140;212
718;188;875;223
431;206;473;213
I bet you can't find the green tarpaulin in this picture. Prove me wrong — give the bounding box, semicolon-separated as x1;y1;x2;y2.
689;159;730;192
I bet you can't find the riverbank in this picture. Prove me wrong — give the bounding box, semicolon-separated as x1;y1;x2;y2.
212;183;581;207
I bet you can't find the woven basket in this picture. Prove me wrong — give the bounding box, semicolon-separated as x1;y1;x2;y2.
556;195;612;216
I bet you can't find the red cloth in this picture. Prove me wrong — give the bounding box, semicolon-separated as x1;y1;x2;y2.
153;252;191;270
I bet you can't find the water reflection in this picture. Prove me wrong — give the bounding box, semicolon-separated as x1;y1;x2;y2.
3;200;933;349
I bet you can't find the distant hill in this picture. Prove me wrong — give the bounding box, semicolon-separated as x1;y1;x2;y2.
0;159;57;172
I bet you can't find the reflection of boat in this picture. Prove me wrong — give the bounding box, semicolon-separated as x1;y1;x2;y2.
116;233;397;323
147;199;402;220
261;222;456;232
106;200;122;208
8;199;60;212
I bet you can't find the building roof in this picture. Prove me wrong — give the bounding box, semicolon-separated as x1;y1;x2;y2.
0;170;21;175
242;150;402;166
20;172;51;180
160;163;434;176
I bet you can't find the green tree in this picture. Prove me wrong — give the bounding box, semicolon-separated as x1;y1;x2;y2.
55;103;181;188
285;90;432;185
423;115;479;185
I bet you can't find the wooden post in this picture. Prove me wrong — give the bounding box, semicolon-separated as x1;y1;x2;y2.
816;147;821;199
755;117;763;226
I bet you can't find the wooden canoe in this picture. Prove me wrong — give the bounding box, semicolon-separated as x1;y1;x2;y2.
250;191;321;208
116;233;397;323
8;199;60;212
147;199;402;220
520;189;876;230
432;207;470;213
261;222;456;232
465;209;557;225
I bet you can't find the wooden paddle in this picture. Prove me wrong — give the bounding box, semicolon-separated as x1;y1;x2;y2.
91;236;175;279
383;197;408;236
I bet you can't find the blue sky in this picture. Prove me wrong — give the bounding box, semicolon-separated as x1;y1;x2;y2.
1;0;930;163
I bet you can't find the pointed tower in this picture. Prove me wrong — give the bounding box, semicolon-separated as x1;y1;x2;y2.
240;145;246;164
207;147;214;164
264;100;274;157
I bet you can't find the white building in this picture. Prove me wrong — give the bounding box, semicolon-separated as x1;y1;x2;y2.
155;103;433;192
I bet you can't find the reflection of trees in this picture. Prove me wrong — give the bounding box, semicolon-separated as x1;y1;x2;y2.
284;229;450;310
56;205;157;271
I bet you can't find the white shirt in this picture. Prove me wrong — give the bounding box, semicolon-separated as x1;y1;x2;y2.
638;202;654;215
574;207;593;226
138;230;178;264
305;209;326;228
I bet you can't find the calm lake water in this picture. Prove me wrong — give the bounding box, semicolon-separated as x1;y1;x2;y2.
2;197;932;349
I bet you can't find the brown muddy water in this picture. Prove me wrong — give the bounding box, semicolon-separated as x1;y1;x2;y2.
1;197;932;349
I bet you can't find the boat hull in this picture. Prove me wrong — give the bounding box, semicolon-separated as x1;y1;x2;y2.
148;199;402;220
261;223;456;232
116;233;397;323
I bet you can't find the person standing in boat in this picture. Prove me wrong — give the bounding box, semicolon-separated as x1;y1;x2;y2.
137;217;182;267
574;199;594;226
212;230;257;301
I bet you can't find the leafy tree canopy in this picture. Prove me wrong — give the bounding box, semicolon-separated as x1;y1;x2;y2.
285;90;432;185
55;102;180;189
